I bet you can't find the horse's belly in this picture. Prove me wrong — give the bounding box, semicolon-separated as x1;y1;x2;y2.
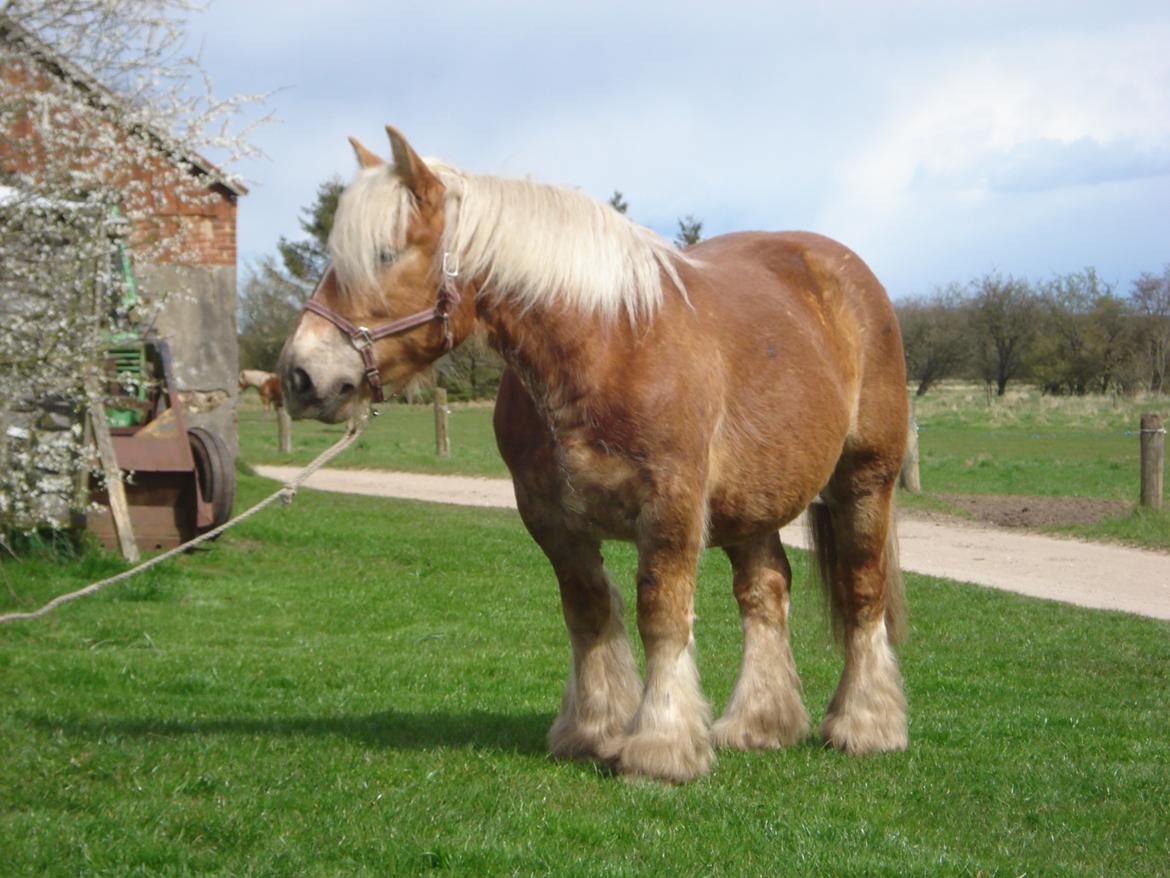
704;480;817;546
703;420;846;545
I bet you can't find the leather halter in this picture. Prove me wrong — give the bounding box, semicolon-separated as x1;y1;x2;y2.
301;260;462;403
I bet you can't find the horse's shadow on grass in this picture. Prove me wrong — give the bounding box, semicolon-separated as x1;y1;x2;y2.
35;709;551;756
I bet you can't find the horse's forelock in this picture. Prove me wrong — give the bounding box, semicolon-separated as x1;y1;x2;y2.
328;166;417;301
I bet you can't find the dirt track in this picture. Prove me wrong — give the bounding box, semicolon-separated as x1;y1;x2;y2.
256;466;1170;622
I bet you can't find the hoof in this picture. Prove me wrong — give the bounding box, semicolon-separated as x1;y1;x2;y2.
600;731;714;784
711;704;810;751
548;716;624;762
821;703;907;754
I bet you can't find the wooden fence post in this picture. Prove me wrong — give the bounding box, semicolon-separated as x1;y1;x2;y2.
84;371;139;562
1139;413;1164;510
277;406;292;453
900;414;921;494
434;388;450;458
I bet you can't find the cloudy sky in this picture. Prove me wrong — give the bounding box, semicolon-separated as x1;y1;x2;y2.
192;0;1170;298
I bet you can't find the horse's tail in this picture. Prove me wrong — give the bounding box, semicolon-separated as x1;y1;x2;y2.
807;499;906;646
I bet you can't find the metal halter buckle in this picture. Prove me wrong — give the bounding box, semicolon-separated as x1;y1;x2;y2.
442;251;460;278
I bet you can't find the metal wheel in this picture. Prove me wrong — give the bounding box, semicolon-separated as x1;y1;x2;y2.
188;426;236;532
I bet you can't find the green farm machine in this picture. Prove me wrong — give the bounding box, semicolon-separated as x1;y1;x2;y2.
84;212;235;552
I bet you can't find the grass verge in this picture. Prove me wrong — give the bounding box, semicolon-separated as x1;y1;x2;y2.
2;475;1168;875
238;398;507;478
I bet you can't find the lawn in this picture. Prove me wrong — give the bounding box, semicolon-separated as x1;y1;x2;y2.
909;384;1167;502
2;475;1168;875
238;397;508;478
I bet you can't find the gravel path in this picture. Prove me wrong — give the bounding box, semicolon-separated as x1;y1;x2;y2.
256;466;1170;622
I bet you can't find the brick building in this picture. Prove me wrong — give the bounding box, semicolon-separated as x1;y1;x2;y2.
0;15;244;452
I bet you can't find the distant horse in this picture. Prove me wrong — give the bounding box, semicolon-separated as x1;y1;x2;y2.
278;127;908;782
239;369;283;414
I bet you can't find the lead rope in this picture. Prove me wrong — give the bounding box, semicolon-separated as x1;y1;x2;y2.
0;411;371;625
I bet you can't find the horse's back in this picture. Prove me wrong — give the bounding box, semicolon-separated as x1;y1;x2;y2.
674;231;906;538
685;231;897;337
683;230;905;433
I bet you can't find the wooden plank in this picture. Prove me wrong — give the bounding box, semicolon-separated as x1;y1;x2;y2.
85;372;140;562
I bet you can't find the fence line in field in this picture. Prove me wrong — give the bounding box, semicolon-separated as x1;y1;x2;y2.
902;414;1165;509
915;425;1167;439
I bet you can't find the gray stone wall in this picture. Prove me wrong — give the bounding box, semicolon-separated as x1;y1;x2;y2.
137;262;238;458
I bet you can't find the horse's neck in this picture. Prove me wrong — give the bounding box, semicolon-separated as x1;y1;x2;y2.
478;297;615;425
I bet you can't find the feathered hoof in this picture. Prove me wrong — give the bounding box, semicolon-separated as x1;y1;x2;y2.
711;704;810;751
547;716;623;762
599;730;714;784
820;706;908;755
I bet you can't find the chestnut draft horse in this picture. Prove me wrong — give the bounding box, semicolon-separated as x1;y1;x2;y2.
239;369;283;414
279;126;909;783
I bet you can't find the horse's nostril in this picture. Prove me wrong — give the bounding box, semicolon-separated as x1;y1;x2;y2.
291;367;313;396
338;382;355;397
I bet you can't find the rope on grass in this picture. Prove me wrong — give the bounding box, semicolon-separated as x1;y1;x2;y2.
0;413;370;625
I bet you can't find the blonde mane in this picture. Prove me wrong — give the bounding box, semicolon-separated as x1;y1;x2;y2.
328;161;689;322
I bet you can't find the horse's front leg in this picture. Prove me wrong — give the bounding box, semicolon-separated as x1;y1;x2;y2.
545;538;642;760
517;500;641;761
603;513;713;783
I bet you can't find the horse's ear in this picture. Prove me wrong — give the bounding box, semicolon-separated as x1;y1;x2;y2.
385;125;442;205
348;136;383;169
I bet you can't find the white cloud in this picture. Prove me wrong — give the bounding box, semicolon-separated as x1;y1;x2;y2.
831;21;1170;204
815;18;1170;290
193;1;1170;293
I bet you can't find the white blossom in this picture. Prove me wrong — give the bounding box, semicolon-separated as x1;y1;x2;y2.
1;1;268;532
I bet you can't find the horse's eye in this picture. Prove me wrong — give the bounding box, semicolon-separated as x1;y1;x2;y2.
378;248;397;265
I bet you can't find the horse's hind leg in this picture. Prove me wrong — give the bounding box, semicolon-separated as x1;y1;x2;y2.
812;462;908;754
537;534;642;760
712;532;810;750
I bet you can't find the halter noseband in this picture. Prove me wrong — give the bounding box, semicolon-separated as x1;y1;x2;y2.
301;255;462;403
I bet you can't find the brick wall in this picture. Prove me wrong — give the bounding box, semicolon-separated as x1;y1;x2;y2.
0;40;240;268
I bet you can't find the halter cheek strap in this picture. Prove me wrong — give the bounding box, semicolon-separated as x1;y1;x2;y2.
301;261;462;403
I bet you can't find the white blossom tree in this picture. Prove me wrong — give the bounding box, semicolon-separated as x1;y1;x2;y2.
0;1;267;535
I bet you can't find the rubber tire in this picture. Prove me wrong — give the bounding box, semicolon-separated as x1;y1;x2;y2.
188;426;236;532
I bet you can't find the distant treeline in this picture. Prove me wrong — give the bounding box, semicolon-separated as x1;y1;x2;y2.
897;267;1170;397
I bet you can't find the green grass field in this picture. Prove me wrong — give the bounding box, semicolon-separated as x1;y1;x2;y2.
910;384;1167;501
238;399;508;478
3;475;1168;875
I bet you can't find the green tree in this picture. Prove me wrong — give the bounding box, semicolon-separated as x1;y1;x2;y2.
277;176;344;283
897;284;970;396
1032;269;1133;395
675;214;702;248
608;190;628;214
437;332;505;401
237;256;304;370
967;272;1037;396
1131;267;1170;392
